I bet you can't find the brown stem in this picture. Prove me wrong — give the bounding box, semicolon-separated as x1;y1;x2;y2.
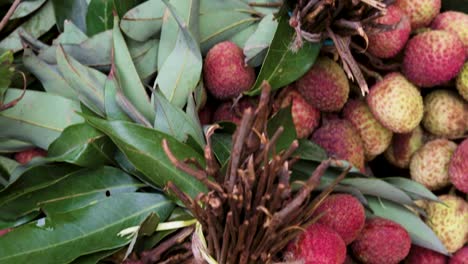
0;71;26;112
0;0;21;33
140;227;194;264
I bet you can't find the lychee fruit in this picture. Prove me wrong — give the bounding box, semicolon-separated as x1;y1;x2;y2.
212;98;255;125
449;138;468;194
422;90;468;139
450;246;468;264
431;11;468;58
425;195;468;253
384;125;424;168
312;194;365;245
366;72;423;133
311;119;365;171
198;105;213;125
409;139;457;191
275;87;321;139
203;41;255;99
351;217;411;264
343;99;393;160
402;30;465;87
0;228;11;237
367;5;411;59
394;0;441;29
287;223;347;264
14;148;47;165
456;62;468;101
405;245;448;264
296;57;349;112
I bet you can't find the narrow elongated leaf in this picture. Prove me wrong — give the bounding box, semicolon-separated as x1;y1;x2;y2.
0;166;144;219
0;51;14;103
57;21;89;45
104;72;132;122
242;0;280;15
247;14;321;95
51;0;88;32
10;0;47;19
0;139;34;153
128;38;160;80
367;196;449;255
0;156;18;187
383;177;439;202
154;91;204;146
47;123;116;167
243;14;277;67
86;0;114;36
120;0;166;42
0;89;84;149
56;46;106;116
200;0;251;12
84;117;207;198
267;107;297;153
0;1;55;53
0;193;174;264
0;212;40;230
211;133;232;167
113;16;154;122
70;249;120;264
294;139;328;162
229;22;258;49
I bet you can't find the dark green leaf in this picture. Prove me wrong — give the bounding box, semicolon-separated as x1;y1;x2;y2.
0;89;84;149
10;0;47;19
104;71;133;122
383;177;439;202
51;0;88;32
0;193;174;264
211;133;232;167
246;13;320;95
0;156;18;187
84;116;207;198
0;139;34;153
86;0;114;36
294;139;327;162
267;107;297;152
128;38;160;80
0;51;14;103
367;196;449;255
243;14;277;67
70;248;120;264
120;0;166;42
0;212;40;230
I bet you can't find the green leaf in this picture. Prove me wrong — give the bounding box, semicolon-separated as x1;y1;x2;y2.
210;133;232;167
0;51;14;103
113;16;155;122
267;107;297;153
0;166;144;219
154;91;204;146
200;0;251;12
0;89;84;149
0;193;174;264
155;0;202;107
246;13;320;95
84;116;207;198
442;0;468;13
228;22;258;49
128;38;160;80
57;20;89;44
294;139;327;162
0;156;18;187
383;177;439;202
47;123;116;167
56;45;106;116
242;0;280;15
367;196;449;255
51;0;88;32
104;71;132;122
120;0;166;42
0;139;34;153
0;212;40;230
70;249;120;264
10;0;47;19
0;0;55;53
86;0;114;36
243;14;277;67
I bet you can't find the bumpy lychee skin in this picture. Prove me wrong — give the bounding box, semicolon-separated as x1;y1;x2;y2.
449;139;468;194
312;194;365;245
456;62;468;101
422;90;468;139
276;87;321;139
367;72;423;133
405;245;448;264
431;11;468;58
296;57;349;112
394;0;441;29
203;41;255;99
409;139;457;191
425;195;468;253
351;218;411;264
367;5;411;59
14;148;47;165
450;246;468;264
311;119;365;171
385;126;424;168
402;30;465;87
212;99;255;125
288;223;347;264
343;99;393;160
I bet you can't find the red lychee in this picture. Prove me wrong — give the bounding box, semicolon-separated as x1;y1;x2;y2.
203;41;255;99
296;57;349;112
212;98;255;125
351;218;411;264
287;223;347;264
405;245;448;264
402;30;465;87
449;138;468;194
14;148;47;165
367;5;411;59
394;0;441;30
431;11;468;58
450;246;468;264
312;194;366;245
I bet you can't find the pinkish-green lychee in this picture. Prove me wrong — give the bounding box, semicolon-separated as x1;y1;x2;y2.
431;11;468;58
384;125;424;168
366;72;423;133
203;41;255;99
449;138;468;194
456;62;468;101
311;119;365;171
409;139;457;191
422;90;468;139
343;99;393;160
367;5;411;59
394;0;441;29
296;57;349;112
14;148;47;165
402;30;465;87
